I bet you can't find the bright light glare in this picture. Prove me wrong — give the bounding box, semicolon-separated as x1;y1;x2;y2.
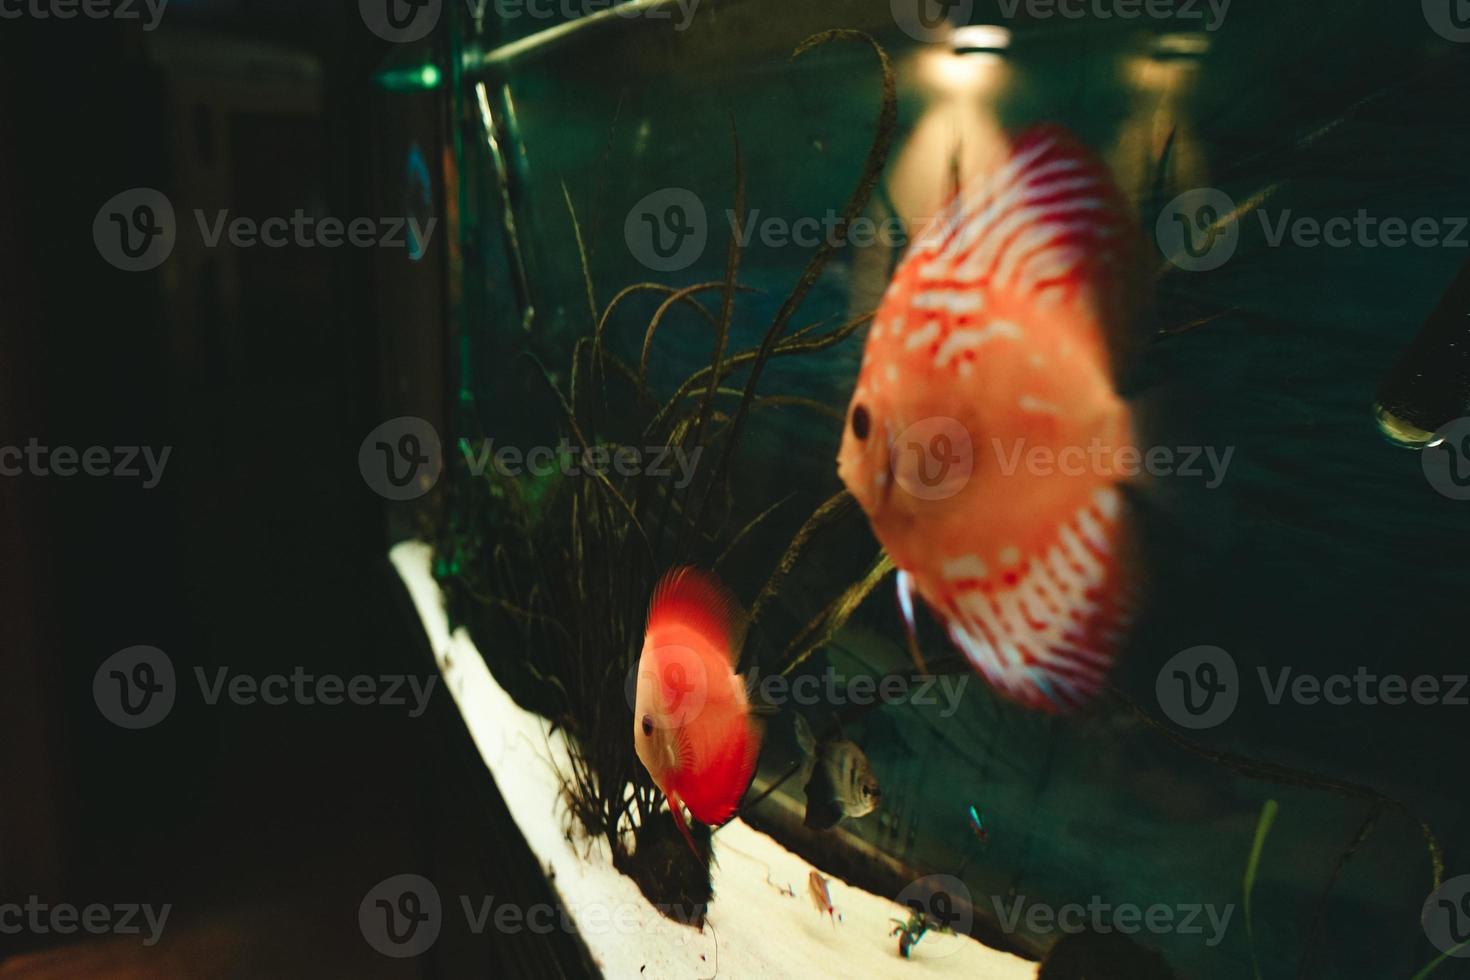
951;25;1012;53
1152;32;1211;58
918;46;1008;96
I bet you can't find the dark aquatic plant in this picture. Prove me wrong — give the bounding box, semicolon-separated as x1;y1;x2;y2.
430;29;899;900
890;906;954;959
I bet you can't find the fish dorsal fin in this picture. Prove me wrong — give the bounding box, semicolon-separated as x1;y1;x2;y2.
793;713;816;756
647;566;748;665
910;124;1141;374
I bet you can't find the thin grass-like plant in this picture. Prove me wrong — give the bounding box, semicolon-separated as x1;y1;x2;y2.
431;31;899;891
1243;798;1280;980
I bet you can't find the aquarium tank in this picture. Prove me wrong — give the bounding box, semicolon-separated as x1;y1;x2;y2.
376;1;1470;976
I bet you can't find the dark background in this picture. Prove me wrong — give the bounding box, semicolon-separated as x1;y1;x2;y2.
0;2;589;975
6;2;1470;978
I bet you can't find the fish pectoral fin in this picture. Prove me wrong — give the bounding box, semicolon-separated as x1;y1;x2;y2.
671;725;695;775
896;570;928;674
802;765;844;830
804;794;846;831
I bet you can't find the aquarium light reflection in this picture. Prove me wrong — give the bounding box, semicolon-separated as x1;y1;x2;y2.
950;25;1012;55
918;47;1008;97
1375;403;1441;449
468;0;683;74
1151;32;1211;60
1130;33;1210;89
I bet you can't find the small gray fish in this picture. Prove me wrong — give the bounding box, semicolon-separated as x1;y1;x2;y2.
794;714;881;830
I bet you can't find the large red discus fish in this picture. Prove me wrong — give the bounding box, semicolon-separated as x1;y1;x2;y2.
633;567;762;855
837;125;1141;712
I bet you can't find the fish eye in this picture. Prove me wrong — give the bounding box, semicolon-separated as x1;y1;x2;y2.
641;715;654;737
851;404;871;440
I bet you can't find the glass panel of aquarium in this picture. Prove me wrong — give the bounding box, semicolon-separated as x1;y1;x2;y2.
384;2;1470;976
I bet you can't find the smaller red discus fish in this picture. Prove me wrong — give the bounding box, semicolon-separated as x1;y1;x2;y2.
633;567;762;857
837;125;1142;712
